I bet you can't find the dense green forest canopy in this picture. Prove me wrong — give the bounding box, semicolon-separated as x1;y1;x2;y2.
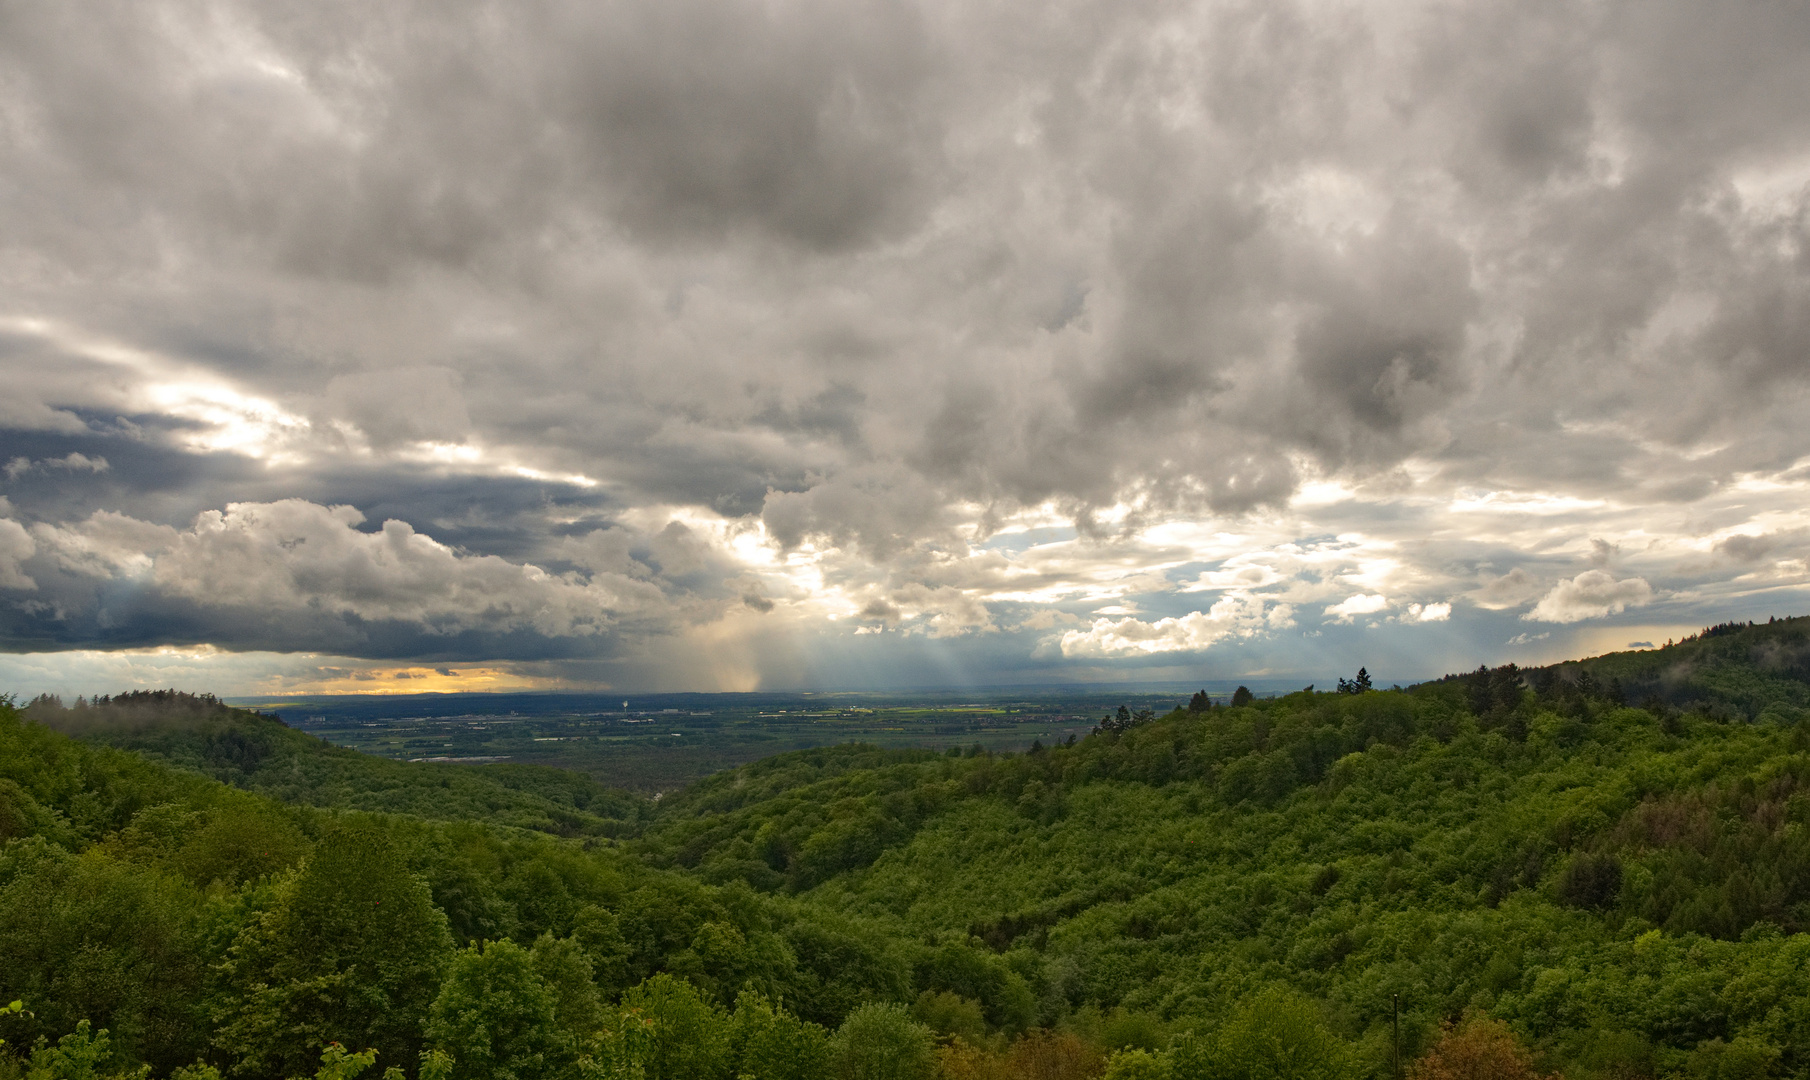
8;617;1810;1080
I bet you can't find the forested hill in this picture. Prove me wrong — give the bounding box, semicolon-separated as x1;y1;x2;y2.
626;618;1810;1076
8;621;1810;1080
20;689;647;836
1527;616;1810;720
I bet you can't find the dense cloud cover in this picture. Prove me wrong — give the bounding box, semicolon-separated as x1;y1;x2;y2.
2;0;1810;693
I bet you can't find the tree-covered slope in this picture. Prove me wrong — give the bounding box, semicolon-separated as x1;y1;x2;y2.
12;621;1810;1080
0;702;924;1079
22;691;647;837
1534;616;1810;720
628;621;1810;1077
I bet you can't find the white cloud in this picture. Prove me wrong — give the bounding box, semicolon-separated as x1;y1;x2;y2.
1525;571;1655;624
20;500;746;640
30;511;174;578
1059;593;1294;657
1181;560;1285;591
1325;593;1389;622
1449;491;1608;516
1404;601;1451;622
161;502;675;634
0;519;37;591
888;584;997;638
1013;609;1082;631
55;453;107;473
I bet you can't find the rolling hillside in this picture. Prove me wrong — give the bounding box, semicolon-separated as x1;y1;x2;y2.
8;621;1810;1078
21;690;647;837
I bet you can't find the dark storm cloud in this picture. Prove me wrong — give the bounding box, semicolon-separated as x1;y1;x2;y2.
551;0;940;250
0;0;940;275
0;425;265;527
1;0;1810;678
1718;530;1810;565
0;418;624;562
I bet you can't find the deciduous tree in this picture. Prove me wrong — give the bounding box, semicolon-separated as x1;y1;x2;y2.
217;821;452;1078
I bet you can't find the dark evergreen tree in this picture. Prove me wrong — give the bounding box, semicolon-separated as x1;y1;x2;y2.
1468;665;1493;715
1559;853;1623;911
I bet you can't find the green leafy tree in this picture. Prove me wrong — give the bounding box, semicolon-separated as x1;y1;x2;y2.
302;1043;381;1080
1105;1048;1173;1080
1686;1036;1780;1080
0;779;72;846
23;1020;150;1080
729;991;830;1080
1098;1010;1167;1053
570;909;632;997
579;1010;654;1080
778;919;912;1027
915;942;1036;1035
909;991;987;1046
613;975;731;1080
665;921;748;1003
417;1050;455;1080
217;821;453;1078
0;838;209;1072
829;1003;934;1080
1;998;29;1054
425;940;557;1080
532;934;603;1061
1170;986;1357;1080
168;802;311;889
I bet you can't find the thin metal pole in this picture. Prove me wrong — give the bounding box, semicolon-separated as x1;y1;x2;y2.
1393;993;1401;1080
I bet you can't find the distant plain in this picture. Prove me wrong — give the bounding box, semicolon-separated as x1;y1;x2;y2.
229;684;1292;792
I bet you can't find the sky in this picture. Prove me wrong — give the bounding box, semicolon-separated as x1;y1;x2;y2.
2;0;1810;697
